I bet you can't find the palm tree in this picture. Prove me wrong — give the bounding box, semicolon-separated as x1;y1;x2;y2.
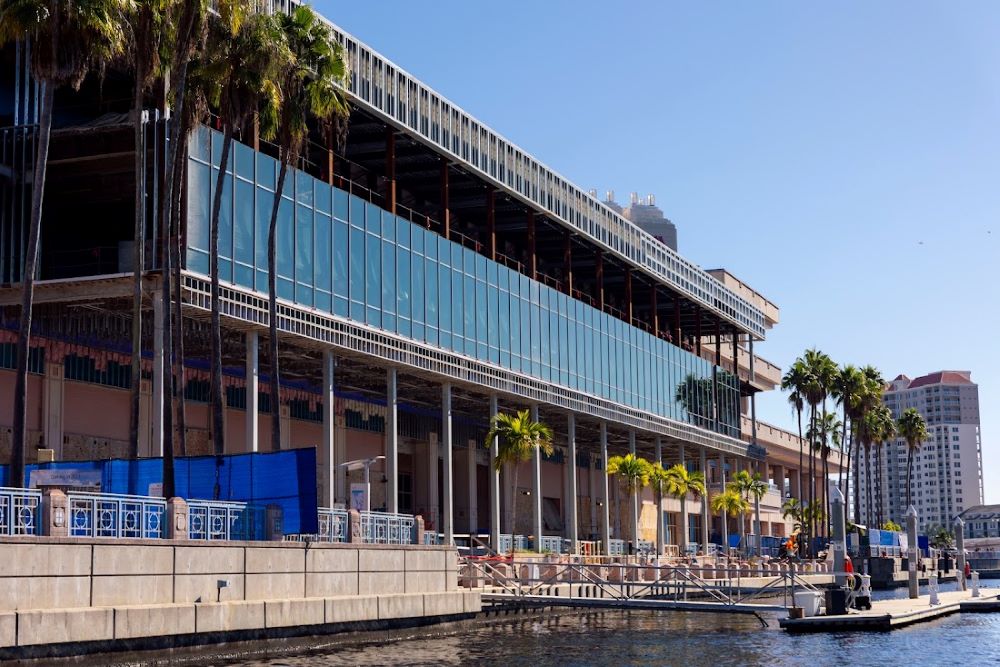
484;409;553;547
201;6;284;456
781;361;809;505
731;469;766;555
832;365;865;509
675;374;715;429
801;349;837;549
870;404;896;528
807;412;841;537
1;0;132;487
897;407;928;510
606;453;651;552
126;0;169;459
662;463;706;555
711;488;748;553
265;4;348;450
853;365;884;525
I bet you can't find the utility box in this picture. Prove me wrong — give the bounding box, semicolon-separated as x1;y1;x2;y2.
825;587;848;616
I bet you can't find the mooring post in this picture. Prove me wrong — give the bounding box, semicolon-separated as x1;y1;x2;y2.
955;517;966;591
831;486;847;589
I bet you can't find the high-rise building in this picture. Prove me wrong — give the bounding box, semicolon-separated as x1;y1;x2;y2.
598;191;678;250
858;371;984;531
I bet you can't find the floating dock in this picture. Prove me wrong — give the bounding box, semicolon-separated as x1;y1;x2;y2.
779;588;1000;632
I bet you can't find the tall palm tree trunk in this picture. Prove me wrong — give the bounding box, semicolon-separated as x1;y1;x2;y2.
796;408;804;504
905;448;913;509
864;444;873;526
510;463;520;550
208;125;235;458
875;445;884;527
679;492;689;554
267;157;291;450
129;80;146;460
11;82;54;489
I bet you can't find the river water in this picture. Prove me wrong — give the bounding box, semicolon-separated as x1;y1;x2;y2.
215;583;1000;667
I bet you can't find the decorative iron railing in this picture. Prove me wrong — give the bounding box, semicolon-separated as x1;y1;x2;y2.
538;535;564;553
0;487;41;536
608;539;626;556
67;492;166;539
361;511;415;545
187;500;262;541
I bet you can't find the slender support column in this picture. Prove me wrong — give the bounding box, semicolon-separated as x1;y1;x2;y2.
527;211;537;280
650;286;659;337
486;187;496;261
440;162;450;240
386;368;398;514
385;127;396;214
427;432;439;535
321;350;335;506
589;454;599;537
325;129;334;185
732;330;739;375
654;437;664;557
152;290;164;456
600;422;611;556
441;384;454;545
595;251;604;310
531;403;543;549
672;298;681;344
700;447;710;555
625;268;633;324
467;439;478;533
489;394;501;550
246;331;259;453
749;339;758;443
715;319;722;366
678;443;688;552
695;306;702;355
956;517;967;591
906;505;919;599
718;453;729;553
628;430;638;554
567;413;578;554
563;231;573;295
41;361;64;460
832;486;847;588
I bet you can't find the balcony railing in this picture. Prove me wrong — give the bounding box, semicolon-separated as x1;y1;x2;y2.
187;499;263;541
67;492;166;539
0;487;41;536
361;511;415;545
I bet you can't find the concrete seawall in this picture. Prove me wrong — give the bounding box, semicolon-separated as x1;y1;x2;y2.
0;537;480;660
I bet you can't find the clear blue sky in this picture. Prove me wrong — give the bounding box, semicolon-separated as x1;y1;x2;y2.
314;1;999;503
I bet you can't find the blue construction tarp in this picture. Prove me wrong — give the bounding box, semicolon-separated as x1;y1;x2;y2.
0;448;317;534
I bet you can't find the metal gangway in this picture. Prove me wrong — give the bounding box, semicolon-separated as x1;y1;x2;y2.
462;557;827;619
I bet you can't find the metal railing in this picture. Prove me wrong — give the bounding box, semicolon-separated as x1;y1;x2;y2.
462;557;827;611
361;511;415;545
0;487;41;536
188;499;262;541
284;507;349;543
67;492;166;539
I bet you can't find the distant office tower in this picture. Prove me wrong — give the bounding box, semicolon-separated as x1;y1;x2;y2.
600;191;678;250
858;371;984;532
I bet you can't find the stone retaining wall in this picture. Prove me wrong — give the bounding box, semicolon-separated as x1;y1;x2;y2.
0;537;479;657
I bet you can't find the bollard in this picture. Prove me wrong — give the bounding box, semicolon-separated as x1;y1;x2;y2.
165;497;189;540
971;571;980;598
928;572;940;606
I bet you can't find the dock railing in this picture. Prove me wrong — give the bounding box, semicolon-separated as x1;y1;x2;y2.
460;557;830;611
67;491;167;539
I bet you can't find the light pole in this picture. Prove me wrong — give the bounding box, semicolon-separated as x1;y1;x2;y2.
339;456;385;513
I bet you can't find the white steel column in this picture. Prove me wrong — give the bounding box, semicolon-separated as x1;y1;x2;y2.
427;432;439;533
151;290;164;456
441;383;454;545
386;368;398;514
600;421;611;556
700;446;710;555
531;403;543;549
246;331;259;453
589;454;599;537
489;394;501;550
628;430;638;554
567;413;578;554
467;439;478;533
320;350;335;506
678;443;687;551
719;453;729;552
654;436;664;557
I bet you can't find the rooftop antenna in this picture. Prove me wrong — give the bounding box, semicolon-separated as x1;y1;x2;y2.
630;192;639;205
606;190;615;202
647;194;655;206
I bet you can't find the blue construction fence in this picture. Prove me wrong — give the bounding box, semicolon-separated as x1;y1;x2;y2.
848;529;930;558
0;448;317;535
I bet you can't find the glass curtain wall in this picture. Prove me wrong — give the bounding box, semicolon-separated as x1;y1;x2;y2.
185;127;741;438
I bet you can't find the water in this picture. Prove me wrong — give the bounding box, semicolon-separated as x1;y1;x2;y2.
208;583;1000;667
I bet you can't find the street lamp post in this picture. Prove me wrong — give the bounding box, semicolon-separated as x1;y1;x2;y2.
339;456;386;513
